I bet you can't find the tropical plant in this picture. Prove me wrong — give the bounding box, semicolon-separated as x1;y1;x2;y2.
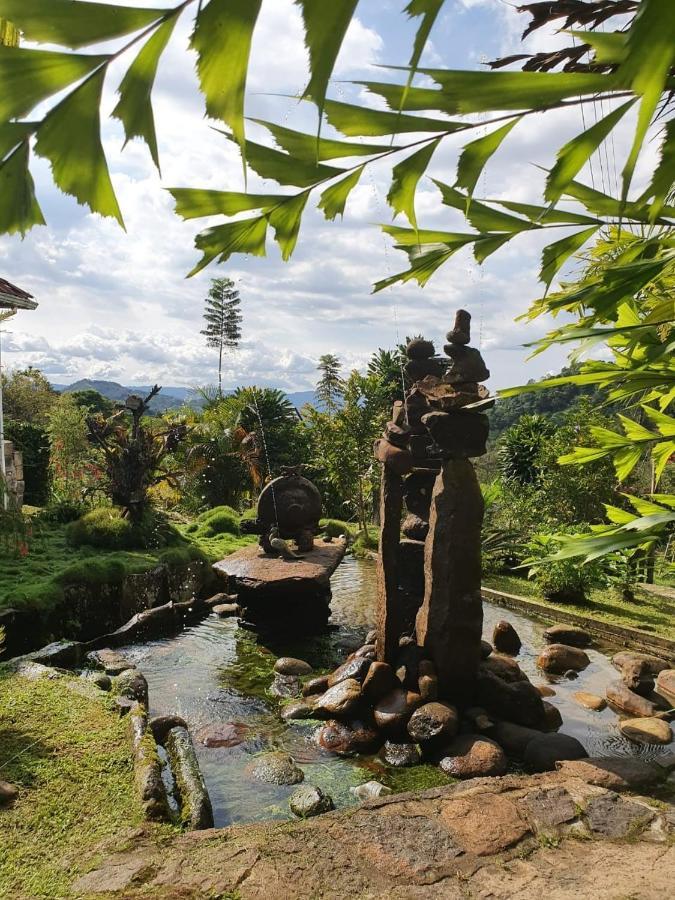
201;276;242;397
69;388;115;416
367;348;405;405
1;367;56;426
47;393;103;505
316;354;344;416
524;529;606;603
498;414;556;486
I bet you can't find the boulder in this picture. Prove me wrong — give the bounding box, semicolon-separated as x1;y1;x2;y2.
407;702;459;743
373;438;413;475
373;688;422;734
606;680;658;717
314;679;362;718
0;780;18;806
543;625;591;648
196;722;249;748
492;721;543;757
213;602;240;618
350;781;392;801
362;661;399;703
115;668;148;707
274;657;312;676
401;514;429;541
537;644;590;675
382;741;422;767
619;717;673;745
476;670;547;728
573;691;607;711
556;757;665;791
303;675;330;697
327;656;371;687
480;640;493;659
523;733;587;773
281;701;317;721
656;669;675;707
492;621;521;656
439;735;507;779
289;784;334;818
480;654;526;684
316;719;380;756
420;410;489;458
542;701;563;731
612;651;669;677
247;752;304;785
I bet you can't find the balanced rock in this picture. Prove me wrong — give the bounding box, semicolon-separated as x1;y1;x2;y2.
480;654;526;684
289;784;334;818
373;688;422;734
524;733;588;773
362;661;399;703
447;309;471;345
407;702;459;743
314;679;362;717
384;421;413;448
439;735;507;779
464;706;494;733
406;337;435;359
401;513;428;541
442;345;490;383
418;674;438;702
350;781;392;801
327;656;371;687
492;621;521;655
382;741;422;767
303;675;330;697
281;701;317;721
374;438;413;475
316;719;380;756
619;717;673;745
537;644;590;675
606;680;658;718
354;643;377;659
656;669;675;707
420;410;489;458
274;657;312;676
543;625;591;648
492;721;543;757
247;752;304;785
405;358;446;381
574;691;607;711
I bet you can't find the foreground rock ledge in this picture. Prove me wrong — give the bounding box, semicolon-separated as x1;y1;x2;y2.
71;771;674;899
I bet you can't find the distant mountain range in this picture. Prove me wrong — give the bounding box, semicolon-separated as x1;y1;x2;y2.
52;379;319;413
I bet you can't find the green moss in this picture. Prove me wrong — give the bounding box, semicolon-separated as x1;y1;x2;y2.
320;518;355;539
66;506;137;550
352;528;378;557
0;671;175;896
378;763;453;794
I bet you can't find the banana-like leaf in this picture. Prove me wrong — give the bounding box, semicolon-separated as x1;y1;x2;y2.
0;140;45;235
398;0;444;116
0;0;170;49
190;215;268;276
250;119;392;162
221;132;345;187
318;166;363;220
296;0;359;116
0;46;108;120
617;0;675;205
323;98;460;136
190;0;263;162
169;188;281;220
0;122;35;161
372;244;456;292
34;68;123;225
112;12;178;171
639;119;675;221
267;191;309;261
433;180;532;233
387;138;440;227
539;226;599;292
370;69;615;113
456;118;519;199
545;99;634;205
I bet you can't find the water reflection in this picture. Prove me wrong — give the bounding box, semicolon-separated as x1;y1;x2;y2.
121;556;674;827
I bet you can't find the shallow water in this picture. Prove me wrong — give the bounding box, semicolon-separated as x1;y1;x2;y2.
120;556;674;827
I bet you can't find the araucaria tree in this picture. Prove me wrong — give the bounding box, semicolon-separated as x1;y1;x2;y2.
201;277;242;396
316;354;344;417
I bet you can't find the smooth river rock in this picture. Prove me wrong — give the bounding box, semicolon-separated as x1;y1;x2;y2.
382;741;422;767
407;702;459;743
537;644;590;675
606;680;658;717
480;654;527;684
269;674;302;699
476;670;547;729
316;719;380;756
373;688;423;734
556;757;665;792
619;717;673;745
302;675;330;697
543;625;591;648
362;661;399;703
492;721;543;757
281;701;317;721
574;691;607;711
247;752;304;785
439;735;507;779
196;722;249;748
289;784;334;818
523;733;587;773
656;669;675;707
274;657;313;677
327;656;371;687
492;621;521;656
314;679;362;717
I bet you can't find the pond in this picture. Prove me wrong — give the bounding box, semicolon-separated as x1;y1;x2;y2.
120;556;675;827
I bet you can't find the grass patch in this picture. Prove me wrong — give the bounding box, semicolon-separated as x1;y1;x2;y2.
484;573;675;641
0;670;175;897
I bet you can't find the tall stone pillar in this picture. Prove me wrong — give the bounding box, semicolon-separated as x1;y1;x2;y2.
376;468;404;664
415;459;484;705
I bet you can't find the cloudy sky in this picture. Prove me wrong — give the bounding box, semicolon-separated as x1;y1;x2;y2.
0;0;651;394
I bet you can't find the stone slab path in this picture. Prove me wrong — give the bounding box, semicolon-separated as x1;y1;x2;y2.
72;771;675;899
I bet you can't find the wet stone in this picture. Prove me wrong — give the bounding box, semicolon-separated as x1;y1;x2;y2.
492;620;521;656
354;644;377;659
480;640;493;659
247;752;304;785
480;654;526;684
196;722;249;748
302;675;330;697
656;669;675;707
274;657;313;676
382;741;422;767
213;602;240;617
573;691;606;711
619;716;673;745
542;701;563;731
269;674;302;699
373;688;422;734
362;662;399;704
407;702;459;743
314;679;362;717
584;792;655;839
606;680;658;718
543;625;591;648
536;684;556;698
81;670;112;691
149;715;188;744
492;721;543;757
115;668;148;707
476;671;547;729
289;784;334;818
281;701;317;721
440;735;507;779
87;648;135;676
316;719;380;756
524;733;587;773
418;674;438;702
537;644;590;675
327;656;371;687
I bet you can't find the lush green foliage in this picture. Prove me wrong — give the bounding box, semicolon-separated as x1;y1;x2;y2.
47;392;103;505
1;366;56;425
68;387;115;416
315;353;344;416
3;419;49;504
65;504;167;550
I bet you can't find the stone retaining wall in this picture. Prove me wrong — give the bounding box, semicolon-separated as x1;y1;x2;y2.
2;440;23;508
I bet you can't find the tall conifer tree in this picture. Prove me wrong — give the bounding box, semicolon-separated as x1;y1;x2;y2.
201;277;242;396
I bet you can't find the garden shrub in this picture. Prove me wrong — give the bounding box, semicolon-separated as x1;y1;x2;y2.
195;505;240;536
66;507;136;550
525;530;604;603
